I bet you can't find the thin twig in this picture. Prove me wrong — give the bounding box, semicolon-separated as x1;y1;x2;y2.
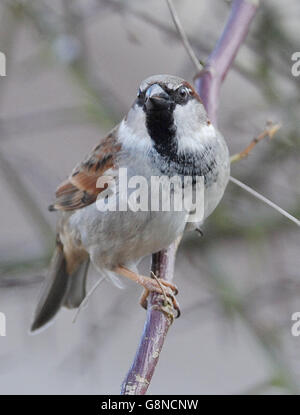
230;122;281;163
229;176;300;227
97;0;261;89
166;0;203;72
229;120;300;227
73;276;106;323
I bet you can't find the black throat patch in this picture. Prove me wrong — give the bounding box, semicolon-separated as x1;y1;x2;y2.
145;106;178;160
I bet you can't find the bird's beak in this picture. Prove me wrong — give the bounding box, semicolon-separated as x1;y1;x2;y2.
144;84;172;111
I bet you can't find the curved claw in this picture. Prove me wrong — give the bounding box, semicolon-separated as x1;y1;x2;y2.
166;292;181;318
154;294;181;321
139;283;181;320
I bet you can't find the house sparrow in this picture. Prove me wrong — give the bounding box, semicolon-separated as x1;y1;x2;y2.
31;74;230;332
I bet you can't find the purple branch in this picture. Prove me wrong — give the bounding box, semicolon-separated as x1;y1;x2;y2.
195;0;259;124
121;0;259;395
121;242;180;395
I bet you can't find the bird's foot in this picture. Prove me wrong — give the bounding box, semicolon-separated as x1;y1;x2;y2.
113;265;180;319
139;272;180;319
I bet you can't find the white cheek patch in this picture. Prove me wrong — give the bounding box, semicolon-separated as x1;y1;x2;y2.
174;100;216;153
118;105;153;154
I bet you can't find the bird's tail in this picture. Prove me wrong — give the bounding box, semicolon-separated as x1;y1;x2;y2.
30;237;89;333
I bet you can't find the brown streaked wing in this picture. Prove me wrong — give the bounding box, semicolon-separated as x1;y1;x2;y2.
50;128;121;211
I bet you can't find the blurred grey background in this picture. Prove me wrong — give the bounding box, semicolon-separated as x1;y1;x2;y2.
0;0;299;394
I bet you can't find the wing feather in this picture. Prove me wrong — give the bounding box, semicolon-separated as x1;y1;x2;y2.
50;127;120;211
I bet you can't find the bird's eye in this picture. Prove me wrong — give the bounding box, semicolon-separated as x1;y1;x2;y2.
137;89;142;98
177;86;190;102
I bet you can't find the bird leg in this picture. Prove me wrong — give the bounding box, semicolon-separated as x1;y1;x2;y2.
114;265;180;318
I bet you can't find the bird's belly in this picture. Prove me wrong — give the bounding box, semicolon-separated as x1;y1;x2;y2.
122;210;187;262
68;204;186;269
